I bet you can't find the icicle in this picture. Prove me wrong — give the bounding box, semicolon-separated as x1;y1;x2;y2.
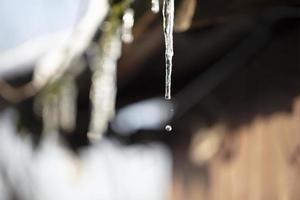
151;0;160;13
122;8;134;43
59;78;77;132
42;94;59;133
174;0;196;32
88;31;122;142
162;0;174;100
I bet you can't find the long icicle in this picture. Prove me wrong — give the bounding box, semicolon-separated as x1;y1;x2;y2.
162;0;174;100
88;0;133;142
88;32;121;142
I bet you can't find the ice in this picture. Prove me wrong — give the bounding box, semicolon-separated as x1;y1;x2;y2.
122;8;134;43
151;0;160;13
162;0;174;100
88;31;122;142
59;78;77;132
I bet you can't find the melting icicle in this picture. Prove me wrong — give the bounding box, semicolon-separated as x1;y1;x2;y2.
122;8;134;43
162;0;174;100
88;32;122;142
151;0;160;13
42;94;59;133
59;78;77;132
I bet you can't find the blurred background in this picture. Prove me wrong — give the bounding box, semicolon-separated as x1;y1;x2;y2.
0;0;300;199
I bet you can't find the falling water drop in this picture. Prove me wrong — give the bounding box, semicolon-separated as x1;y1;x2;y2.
165;125;172;132
162;0;174;100
151;0;160;13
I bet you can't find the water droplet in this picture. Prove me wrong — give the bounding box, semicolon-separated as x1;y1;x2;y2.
165;125;172;132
